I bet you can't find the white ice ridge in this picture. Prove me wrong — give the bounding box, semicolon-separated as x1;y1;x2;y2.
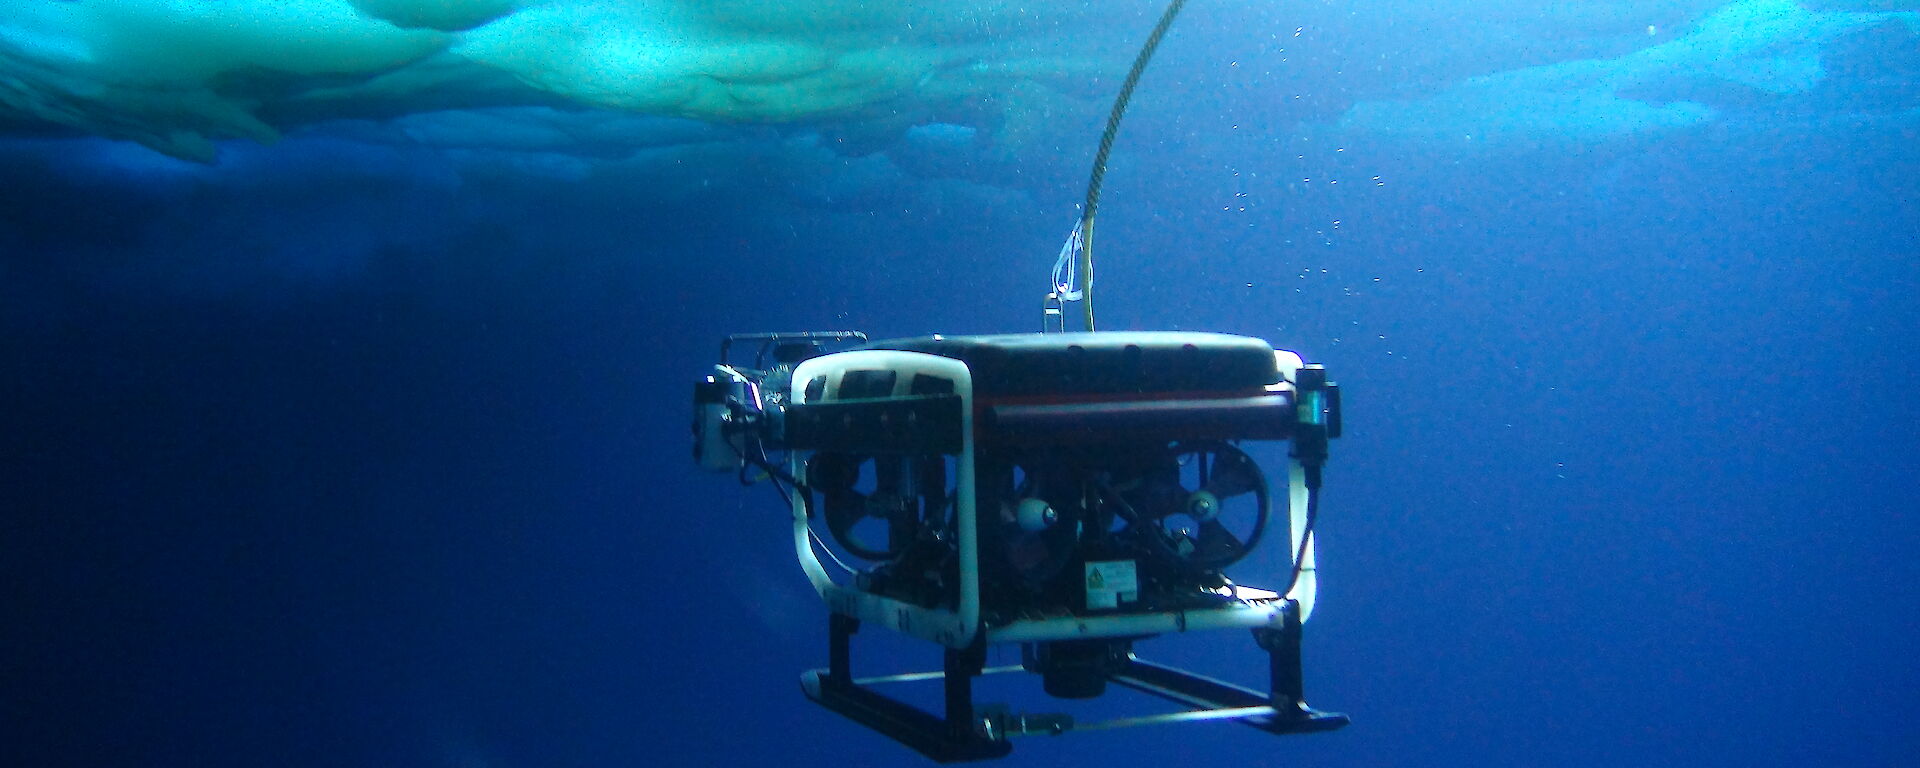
0;0;1915;162
0;0;1145;161
1333;0;1920;149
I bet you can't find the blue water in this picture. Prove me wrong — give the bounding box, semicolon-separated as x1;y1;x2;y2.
5;2;1917;766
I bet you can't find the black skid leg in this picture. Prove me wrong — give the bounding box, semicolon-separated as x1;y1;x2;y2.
800;616;1011;763
1109;601;1348;735
829;613;857;683
944;642;984;741
1251;600;1347;729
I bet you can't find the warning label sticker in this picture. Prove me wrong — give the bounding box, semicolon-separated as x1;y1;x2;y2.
1084;560;1139;610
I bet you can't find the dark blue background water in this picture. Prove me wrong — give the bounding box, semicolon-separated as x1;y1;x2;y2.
5;5;1917;766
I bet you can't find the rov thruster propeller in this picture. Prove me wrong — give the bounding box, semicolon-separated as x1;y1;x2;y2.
1125;441;1272;571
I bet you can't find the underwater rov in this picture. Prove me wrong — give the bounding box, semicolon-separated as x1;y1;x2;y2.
692;331;1345;760
691;0;1349;760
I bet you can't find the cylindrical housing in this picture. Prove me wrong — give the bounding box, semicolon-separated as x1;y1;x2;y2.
693;376;741;472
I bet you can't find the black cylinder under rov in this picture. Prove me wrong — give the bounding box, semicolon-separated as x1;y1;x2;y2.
1028;639;1130;699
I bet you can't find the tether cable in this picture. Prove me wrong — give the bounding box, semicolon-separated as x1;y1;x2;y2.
1075;0;1192;332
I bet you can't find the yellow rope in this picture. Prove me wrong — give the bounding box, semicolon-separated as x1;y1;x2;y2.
1077;0;1192;332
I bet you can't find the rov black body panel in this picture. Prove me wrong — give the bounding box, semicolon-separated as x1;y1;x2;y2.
783;394;965;454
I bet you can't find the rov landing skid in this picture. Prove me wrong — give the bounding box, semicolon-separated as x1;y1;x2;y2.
803;603;1347;762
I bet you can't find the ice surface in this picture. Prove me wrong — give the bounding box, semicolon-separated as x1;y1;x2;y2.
0;0;1138;161
0;0;1912;164
1331;0;1919;151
